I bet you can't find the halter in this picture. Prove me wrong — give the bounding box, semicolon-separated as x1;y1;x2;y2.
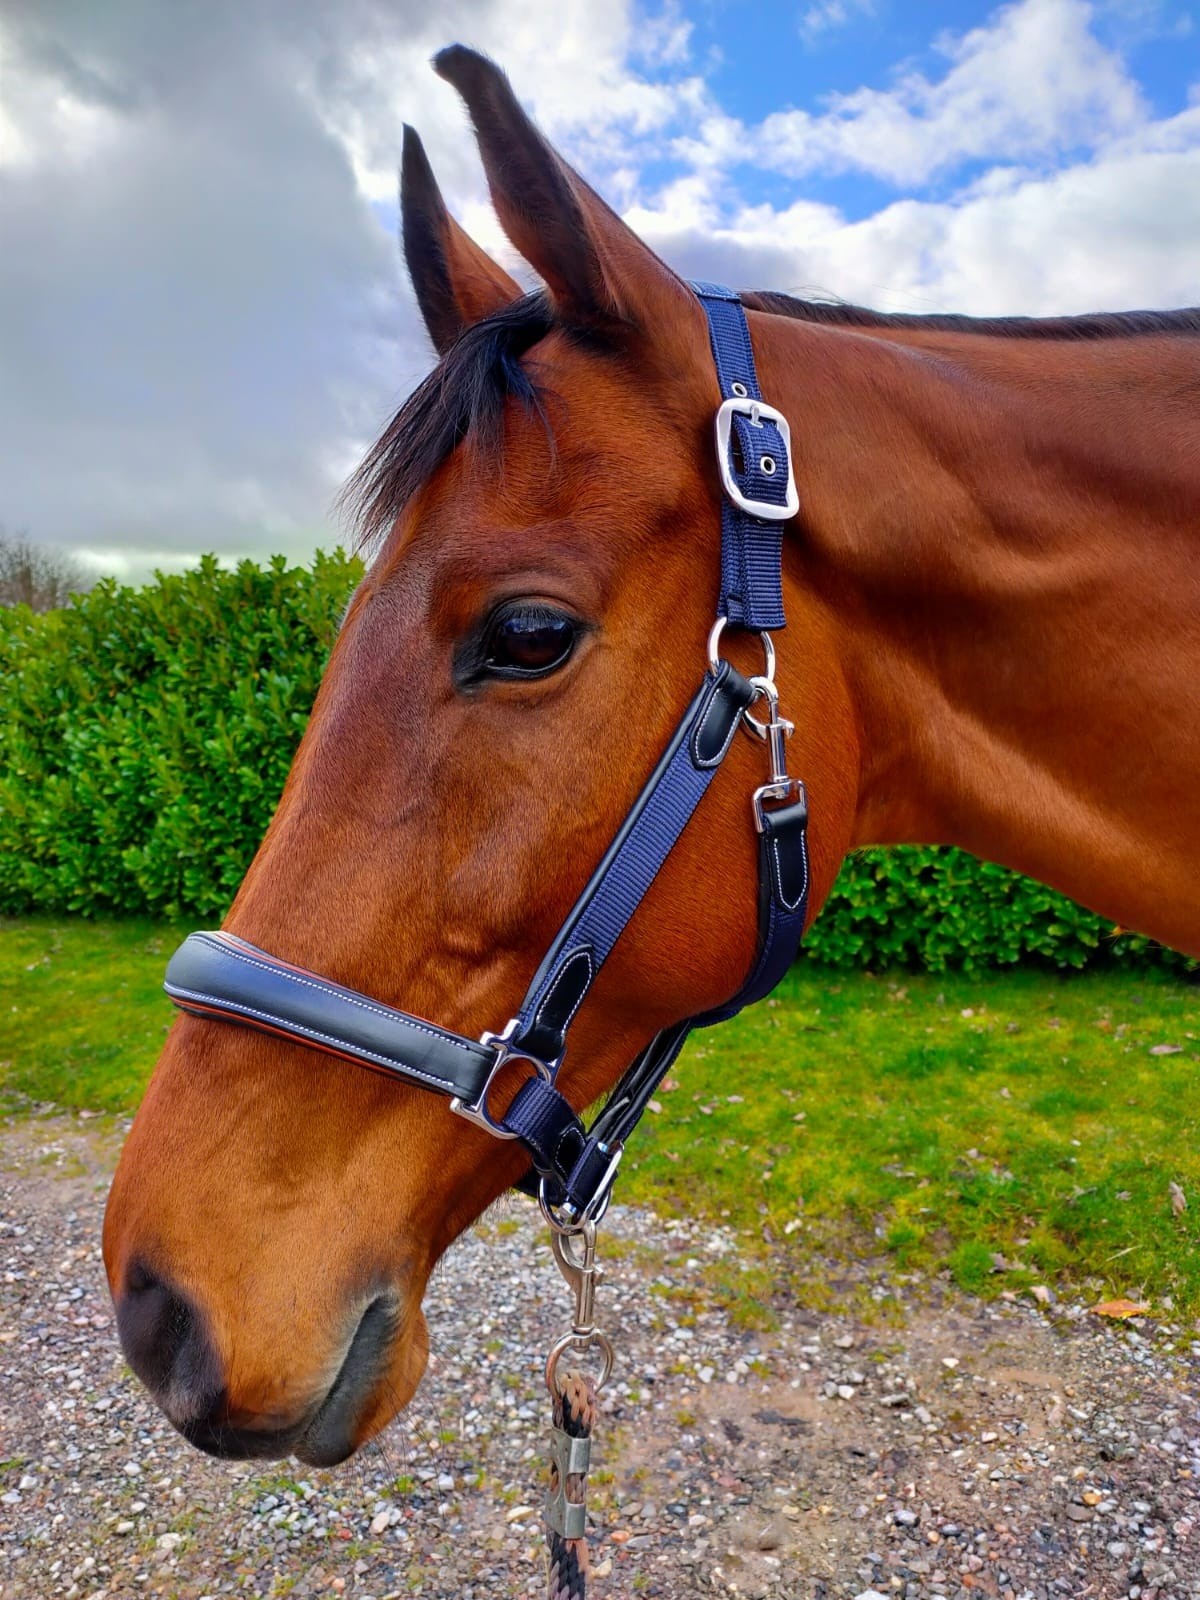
163;282;808;1326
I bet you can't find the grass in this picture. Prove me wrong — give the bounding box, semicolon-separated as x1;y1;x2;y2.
3;915;1199;1313
620;962;1200;1316
0;916;185;1111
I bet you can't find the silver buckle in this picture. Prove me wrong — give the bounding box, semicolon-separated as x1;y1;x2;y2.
450;1019;555;1139
714;397;800;521
753;777;805;834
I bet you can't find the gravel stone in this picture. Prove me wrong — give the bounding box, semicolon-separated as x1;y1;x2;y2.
4;1111;1200;1598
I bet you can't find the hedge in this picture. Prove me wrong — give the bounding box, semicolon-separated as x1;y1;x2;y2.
0;554;1184;970
0;552;357;922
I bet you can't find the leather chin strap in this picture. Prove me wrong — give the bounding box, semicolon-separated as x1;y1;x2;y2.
164;282;811;1224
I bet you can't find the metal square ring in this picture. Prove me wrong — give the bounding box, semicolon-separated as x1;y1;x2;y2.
450;1020;555;1139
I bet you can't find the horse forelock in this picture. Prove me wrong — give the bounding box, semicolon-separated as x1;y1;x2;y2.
343;291;556;553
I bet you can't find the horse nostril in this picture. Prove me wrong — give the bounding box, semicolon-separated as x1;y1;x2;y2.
116;1260;224;1426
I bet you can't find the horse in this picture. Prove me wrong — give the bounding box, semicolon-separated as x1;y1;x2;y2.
103;45;1200;1469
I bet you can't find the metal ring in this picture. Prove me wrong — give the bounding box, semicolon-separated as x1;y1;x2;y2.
707;616;776;683
759;455;777;476
545;1330;615;1397
706;615;730;673
539;1179;613;1234
730;381;749;398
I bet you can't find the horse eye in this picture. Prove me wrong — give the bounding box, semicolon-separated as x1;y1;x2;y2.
483;606;577;679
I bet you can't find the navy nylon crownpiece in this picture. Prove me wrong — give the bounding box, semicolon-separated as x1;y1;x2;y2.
692;281;793;632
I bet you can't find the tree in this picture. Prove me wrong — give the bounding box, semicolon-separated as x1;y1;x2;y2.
0;529;95;612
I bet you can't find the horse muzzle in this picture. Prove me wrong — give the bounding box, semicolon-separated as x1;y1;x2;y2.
114;1261;417;1465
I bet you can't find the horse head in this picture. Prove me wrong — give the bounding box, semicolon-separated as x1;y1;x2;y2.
102;48;856;1466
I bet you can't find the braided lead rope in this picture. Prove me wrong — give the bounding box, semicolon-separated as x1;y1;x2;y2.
546;1371;597;1600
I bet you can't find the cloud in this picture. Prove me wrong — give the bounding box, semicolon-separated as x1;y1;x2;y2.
0;0;1195;579
636;135;1200;318
700;0;1149;186
0;1;419;573
644;0;1199;314
0;0;700;576
798;1;876;47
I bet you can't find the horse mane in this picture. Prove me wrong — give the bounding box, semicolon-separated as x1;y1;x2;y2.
741;290;1200;342
347;286;1200;548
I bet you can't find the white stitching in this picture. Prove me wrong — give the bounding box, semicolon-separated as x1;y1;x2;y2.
188;935;478;1054
770;830;809;912
553;1122;586;1173
692;676;743;769
532;948;594;1036
165;985;478;1094
691;677;725;766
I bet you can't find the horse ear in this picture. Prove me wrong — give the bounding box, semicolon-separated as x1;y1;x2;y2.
433;46;698;337
401;124;522;355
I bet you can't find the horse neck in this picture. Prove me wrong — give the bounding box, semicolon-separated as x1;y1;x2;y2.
756;313;1200;956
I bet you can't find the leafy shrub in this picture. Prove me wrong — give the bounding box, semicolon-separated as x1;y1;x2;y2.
0;550;1185;969
802;847;1185;973
0;551;359;920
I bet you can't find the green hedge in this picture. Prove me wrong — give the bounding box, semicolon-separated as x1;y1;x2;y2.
806;848;1181;972
0;551;358;921
0;554;1184;970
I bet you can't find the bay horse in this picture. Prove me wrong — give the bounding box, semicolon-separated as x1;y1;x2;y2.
103;46;1200;1468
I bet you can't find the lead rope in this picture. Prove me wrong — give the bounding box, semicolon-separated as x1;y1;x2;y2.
546;1371;598;1599
543;1217;612;1598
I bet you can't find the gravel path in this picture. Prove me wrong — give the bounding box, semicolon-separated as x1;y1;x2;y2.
3;1110;1199;1600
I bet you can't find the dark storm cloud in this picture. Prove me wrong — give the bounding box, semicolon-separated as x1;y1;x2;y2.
0;0;492;576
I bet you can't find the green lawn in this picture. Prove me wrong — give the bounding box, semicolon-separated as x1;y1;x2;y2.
0;916;186;1112
2;916;1198;1315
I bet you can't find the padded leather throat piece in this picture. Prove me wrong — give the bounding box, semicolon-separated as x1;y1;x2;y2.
163;283;812;1223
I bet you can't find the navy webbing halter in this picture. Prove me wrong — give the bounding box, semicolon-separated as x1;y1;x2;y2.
164;283;810;1224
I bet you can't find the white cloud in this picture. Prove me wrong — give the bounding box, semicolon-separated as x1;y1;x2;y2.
636;136;1200;318
641;0;1199;315
798;1;875;47
634;1;695;66
300;0;704;209
697;0;1148;186
0;0;1195;578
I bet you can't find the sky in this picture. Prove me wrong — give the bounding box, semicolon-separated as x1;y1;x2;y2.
1;0;1197;582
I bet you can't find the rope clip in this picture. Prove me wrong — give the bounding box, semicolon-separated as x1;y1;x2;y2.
544;1219;615;1397
746;675;803;832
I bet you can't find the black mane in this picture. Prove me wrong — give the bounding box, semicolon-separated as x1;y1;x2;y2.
742;290;1200;341
348;286;1200;546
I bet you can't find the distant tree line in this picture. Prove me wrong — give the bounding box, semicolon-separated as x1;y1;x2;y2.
0;528;95;612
